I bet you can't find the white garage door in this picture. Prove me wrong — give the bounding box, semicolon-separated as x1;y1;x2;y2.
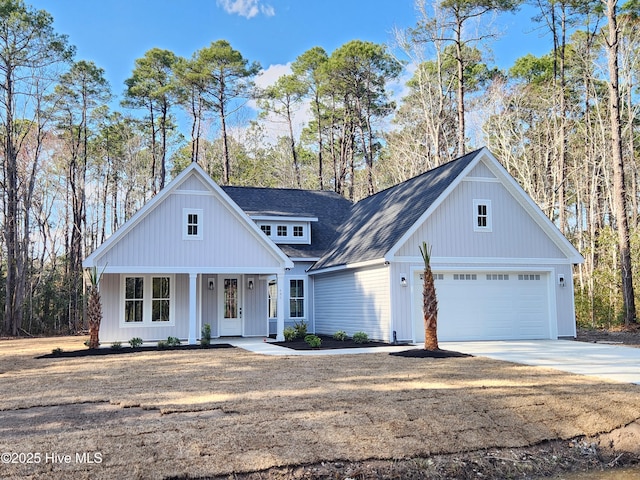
413;271;550;342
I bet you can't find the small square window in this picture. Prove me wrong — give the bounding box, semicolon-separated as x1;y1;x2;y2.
277;225;287;237
261;225;271;236
293;226;303;237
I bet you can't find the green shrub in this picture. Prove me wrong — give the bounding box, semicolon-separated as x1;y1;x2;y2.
283;326;297;342
304;334;322;348
293;319;308;338
51;347;64;356
157;340;168;349
333;330;348;341
129;337;143;348
201;323;212;346
166;336;181;347
352;331;369;344
110;342;122;350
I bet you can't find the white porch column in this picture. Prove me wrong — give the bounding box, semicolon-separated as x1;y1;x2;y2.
276;271;285;341
188;273;198;345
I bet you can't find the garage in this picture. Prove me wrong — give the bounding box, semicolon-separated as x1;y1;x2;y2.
412;271;551;342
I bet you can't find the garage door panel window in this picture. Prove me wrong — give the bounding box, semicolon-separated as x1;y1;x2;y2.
486;274;509;280
453;274;477;280
518;274;541;281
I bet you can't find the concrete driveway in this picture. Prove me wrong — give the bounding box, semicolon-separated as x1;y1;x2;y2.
230;337;640;385
442;339;640;385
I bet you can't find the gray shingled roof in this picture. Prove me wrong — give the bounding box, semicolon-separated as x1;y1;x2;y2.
222;186;353;259
310;149;481;271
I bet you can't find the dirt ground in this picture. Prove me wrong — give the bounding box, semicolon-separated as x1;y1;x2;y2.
576;326;640;347
1;335;640;480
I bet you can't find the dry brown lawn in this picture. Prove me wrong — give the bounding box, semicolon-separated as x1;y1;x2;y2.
1;336;640;479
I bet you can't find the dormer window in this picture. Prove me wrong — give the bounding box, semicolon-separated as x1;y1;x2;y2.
473;200;492;232
183;208;203;240
253;217;316;245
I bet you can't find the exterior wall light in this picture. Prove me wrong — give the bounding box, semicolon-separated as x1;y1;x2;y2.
247;279;254;290
400;275;408;287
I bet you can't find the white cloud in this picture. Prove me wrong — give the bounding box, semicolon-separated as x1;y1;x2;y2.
216;0;275;19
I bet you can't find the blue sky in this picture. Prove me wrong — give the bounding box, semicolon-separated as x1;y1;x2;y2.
29;0;552;99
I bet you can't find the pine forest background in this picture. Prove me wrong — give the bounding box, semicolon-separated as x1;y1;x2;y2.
1;0;639;336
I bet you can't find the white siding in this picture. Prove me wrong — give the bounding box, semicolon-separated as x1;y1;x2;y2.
93;192;283;269
314;265;390;341
244;276;268;336
468;162;496;178
396;179;566;259
200;275;219;337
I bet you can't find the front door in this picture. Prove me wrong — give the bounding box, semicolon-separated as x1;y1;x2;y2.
220;276;242;336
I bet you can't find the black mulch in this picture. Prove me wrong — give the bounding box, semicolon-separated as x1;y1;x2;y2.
390;348;472;358
37;343;234;359
272;335;411;351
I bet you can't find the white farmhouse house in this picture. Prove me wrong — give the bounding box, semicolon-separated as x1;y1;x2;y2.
83;147;583;344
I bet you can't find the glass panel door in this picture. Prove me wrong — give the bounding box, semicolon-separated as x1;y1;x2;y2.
224;278;238;319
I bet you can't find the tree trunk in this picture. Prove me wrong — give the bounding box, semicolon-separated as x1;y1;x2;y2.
455;17;465;157
605;0;636;325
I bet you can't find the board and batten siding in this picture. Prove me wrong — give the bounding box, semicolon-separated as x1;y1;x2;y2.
395;179;566;260
313;265;390;341
92;191;283;270
99;273;190;343
243;277;269;336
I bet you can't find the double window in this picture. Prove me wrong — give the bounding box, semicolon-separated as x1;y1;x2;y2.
123;275;174;325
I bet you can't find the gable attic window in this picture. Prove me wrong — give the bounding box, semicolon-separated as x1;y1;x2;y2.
277;225;288;237
183;208;203;240
261;225;271;236
293;225;303;237
473;200;492;232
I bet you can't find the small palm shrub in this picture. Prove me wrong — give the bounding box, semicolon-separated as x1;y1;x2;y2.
352;331;369;344
333;330;348;341
293;320;308;338
110;342;122;350
129;337;143;348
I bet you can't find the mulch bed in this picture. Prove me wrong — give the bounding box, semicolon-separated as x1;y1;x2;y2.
271;334;410;350
36;343;234;359
390;348;472;358
272;335;471;358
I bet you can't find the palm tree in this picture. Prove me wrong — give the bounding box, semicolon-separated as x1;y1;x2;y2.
85;267;104;349
420;242;439;350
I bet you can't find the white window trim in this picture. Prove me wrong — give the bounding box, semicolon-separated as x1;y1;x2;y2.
287;276;307;320
473;199;492;232
183;208;203;240
120;274;176;327
256;221;311;244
